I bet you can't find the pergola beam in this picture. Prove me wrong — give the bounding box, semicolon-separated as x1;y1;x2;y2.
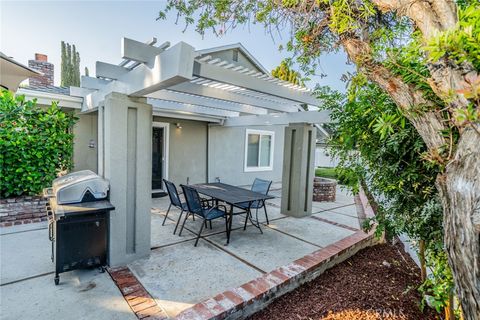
221;110;330;127
80;76;110;90
147;98;238;118
193;61;320;106
153;109;223;123
146;90;267;115
96;62;129;79
81;42;195;112
121;37;170;64
127;41;195;96
168;82;299;113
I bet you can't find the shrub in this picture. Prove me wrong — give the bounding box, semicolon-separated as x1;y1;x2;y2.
0;90;76;198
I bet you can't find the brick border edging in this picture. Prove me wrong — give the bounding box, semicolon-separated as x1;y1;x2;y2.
174;190;379;320
108;266;169;320
357;188;376;219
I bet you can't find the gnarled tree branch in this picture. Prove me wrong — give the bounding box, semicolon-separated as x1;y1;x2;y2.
370;0;475;111
342;37;447;151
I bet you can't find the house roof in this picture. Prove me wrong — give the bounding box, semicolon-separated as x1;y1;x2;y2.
21;84;70;95
17;85;83;109
0;52;40;92
196;43;270;75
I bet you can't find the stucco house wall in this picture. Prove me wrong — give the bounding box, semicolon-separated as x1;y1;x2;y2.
208;124;285;186
153;116;286;187
70;113;286;188
153;116;208;186
27;96;291;190
72;111;98;172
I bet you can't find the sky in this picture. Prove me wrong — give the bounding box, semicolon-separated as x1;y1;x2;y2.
0;1;353;91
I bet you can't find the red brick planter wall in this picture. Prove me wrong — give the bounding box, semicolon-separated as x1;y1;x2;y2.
0;196;48;227
313;177;336;202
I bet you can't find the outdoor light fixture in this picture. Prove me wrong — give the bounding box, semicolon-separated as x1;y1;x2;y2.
176;123;182;129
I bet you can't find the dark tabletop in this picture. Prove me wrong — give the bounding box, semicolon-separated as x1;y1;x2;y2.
191;182;275;205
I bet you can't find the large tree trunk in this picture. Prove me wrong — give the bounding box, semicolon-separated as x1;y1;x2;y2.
342;36;480;319
438;128;480;319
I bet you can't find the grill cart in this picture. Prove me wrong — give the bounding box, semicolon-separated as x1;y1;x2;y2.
44;170;114;285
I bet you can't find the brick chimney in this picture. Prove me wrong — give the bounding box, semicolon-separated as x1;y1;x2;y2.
28;53;54;86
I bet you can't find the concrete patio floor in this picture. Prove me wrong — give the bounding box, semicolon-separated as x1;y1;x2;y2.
0;185;362;319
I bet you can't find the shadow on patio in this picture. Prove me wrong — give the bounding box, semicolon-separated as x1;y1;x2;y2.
133;185;365;318
0;185;371;320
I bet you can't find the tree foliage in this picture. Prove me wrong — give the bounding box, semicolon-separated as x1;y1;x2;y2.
60;41;81;87
157;1;480;318
0;90;76;198
271;59;304;86
323;82;451;313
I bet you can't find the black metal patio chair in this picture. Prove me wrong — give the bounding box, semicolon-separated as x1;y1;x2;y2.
163;179;194;235
179;185;228;246
235;178;272;229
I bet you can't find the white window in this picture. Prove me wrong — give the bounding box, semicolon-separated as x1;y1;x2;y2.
244;129;274;172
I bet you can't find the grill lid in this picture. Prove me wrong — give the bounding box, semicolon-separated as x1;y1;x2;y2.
44;170;110;205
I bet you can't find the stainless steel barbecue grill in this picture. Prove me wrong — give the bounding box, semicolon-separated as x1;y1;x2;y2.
44;170;114;285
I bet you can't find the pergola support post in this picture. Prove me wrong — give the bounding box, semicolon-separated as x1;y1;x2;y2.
99;92;152;266
280;123;316;217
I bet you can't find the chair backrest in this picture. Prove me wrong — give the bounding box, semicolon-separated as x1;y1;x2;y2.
163;179;182;208
181;185;204;215
251;178;272;195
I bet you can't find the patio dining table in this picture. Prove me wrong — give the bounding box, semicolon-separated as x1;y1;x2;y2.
190;182;275;244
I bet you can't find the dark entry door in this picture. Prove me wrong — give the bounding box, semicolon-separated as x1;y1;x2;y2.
152;127;164;190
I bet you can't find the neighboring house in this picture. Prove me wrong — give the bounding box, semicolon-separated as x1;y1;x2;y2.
0;52;39;91
315;125;338;168
8;38;329;265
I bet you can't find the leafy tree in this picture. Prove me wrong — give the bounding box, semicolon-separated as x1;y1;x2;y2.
272;59;307;109
61;41;67;87
324;81;452;316
271;59;303;86
0;90;76;197
157;1;480;317
60;41;80;87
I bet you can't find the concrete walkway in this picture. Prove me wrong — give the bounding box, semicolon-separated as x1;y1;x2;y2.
0;186;360;320
135;186;359;318
0;222;137;320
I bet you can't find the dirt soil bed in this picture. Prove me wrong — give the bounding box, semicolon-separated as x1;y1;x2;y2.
250;242;438;320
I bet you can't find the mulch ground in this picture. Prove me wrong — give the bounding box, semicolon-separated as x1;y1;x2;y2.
250;242;439;320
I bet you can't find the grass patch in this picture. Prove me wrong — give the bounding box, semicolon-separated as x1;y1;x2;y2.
315;167;336;179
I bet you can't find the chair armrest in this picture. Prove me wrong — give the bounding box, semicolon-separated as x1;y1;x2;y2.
216;204;228;213
201;198;215;208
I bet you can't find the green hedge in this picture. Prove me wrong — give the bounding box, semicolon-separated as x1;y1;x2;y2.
0;90;76;198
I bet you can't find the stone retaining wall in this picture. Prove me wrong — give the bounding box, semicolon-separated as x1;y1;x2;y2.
0;196;48;227
313;177;336;202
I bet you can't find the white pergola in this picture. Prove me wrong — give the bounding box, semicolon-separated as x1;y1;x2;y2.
73;37;330;125
73;37;328;266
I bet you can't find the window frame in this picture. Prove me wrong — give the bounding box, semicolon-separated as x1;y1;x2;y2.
244;129;275;172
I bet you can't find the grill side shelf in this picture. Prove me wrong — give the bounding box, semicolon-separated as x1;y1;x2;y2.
50;199;115;218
